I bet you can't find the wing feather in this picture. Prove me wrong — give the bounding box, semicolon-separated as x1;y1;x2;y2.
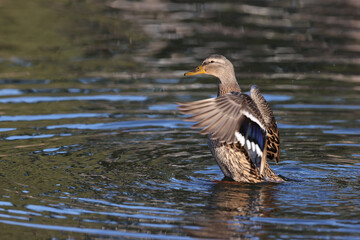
250;85;280;163
178;92;269;172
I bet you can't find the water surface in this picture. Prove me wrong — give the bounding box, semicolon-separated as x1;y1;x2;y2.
0;0;359;239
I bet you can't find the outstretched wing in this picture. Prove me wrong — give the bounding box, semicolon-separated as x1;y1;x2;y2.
250;85;280;163
177;92;268;172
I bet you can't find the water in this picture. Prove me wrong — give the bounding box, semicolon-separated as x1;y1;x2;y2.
0;0;359;239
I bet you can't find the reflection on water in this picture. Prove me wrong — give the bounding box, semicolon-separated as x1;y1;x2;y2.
186;183;279;239
0;0;359;239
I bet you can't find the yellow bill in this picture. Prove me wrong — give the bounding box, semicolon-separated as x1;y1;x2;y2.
184;65;205;76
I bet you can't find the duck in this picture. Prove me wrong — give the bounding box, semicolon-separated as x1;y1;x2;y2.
177;55;284;183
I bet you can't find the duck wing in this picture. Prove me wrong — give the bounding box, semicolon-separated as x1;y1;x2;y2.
177;92;268;173
250;85;280;163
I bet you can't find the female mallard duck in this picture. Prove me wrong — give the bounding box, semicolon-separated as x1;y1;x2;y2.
178;55;284;183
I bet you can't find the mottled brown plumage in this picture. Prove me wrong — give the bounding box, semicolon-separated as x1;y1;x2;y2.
178;55;284;183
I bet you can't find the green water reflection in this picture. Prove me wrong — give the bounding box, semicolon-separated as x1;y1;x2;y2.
0;0;145;79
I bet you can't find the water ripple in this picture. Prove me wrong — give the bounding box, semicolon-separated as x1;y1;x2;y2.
0;89;22;96
0;113;109;122
326;143;360;147
251;217;360;233
278;123;333;129
0;95;147;103
75;197;183;214
0;214;29;221
0;201;13;206
26;203;182;221
0;128;16;132
275;104;360;110
6;134;55;141
323;129;360;135
47;119;187;130
0;220;193;239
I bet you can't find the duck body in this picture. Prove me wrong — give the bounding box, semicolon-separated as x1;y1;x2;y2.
178;55;284;183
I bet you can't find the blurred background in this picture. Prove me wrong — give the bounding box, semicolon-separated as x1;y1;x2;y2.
0;0;359;239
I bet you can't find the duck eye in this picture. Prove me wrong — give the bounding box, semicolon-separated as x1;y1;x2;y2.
210;60;215;63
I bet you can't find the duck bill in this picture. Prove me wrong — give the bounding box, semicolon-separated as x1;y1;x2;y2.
184;65;205;76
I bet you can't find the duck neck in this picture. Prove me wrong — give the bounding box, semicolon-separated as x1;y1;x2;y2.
217;78;241;96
